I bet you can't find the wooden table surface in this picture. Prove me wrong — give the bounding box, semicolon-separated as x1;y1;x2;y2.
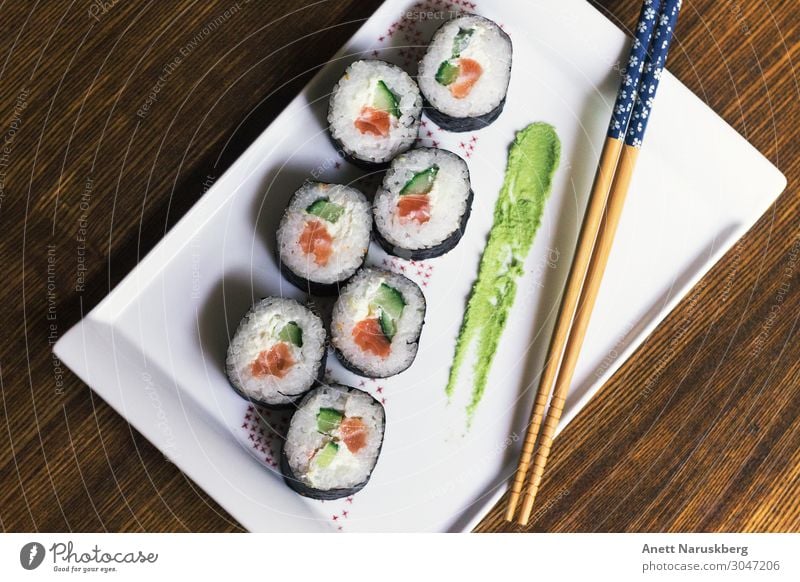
1;0;798;532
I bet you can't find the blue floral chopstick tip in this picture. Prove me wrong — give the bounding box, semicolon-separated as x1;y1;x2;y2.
625;0;682;148
607;0;663;140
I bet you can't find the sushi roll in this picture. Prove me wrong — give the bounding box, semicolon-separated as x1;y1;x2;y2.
418;14;512;132
226;297;327;408
328;60;422;167
373;147;473;259
277;181;371;295
281;384;385;500
331;268;426;378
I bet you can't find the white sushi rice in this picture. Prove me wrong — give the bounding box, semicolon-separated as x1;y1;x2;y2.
226;297;326;406
328;60;422;164
374;147;471;251
285;385;385;491
418;14;512;118
277;182;371;285
331;268;426;377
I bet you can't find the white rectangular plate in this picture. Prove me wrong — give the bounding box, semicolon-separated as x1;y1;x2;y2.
55;0;785;532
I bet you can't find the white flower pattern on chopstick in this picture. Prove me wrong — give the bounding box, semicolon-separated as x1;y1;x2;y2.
626;0;681;148
607;0;660;140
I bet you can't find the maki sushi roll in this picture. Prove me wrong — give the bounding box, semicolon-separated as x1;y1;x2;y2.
331;268;426;378
373;147;473;259
418;14;512;132
281;384;385;500
225;297;327;408
328;59;422;167
277;181;371;295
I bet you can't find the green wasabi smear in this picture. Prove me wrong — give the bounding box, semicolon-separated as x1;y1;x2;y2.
446;122;561;423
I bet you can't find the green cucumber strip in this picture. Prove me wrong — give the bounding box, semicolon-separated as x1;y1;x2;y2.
435;60;459;86
316;408;343;433
452;28;474;57
372;283;405;320
314;441;339;468
305;198;344;223
399;165;439;196
277;321;303;347
372;80;400;118
378;310;397;341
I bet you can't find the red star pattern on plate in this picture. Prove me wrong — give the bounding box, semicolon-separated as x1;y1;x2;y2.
321;488;361;532
240;404;291;469
416;119;444;150
457;134;479;158
382;256;435;288
356;378;388;405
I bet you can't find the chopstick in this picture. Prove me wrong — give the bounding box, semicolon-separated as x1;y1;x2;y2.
506;0;683;525
505;0;663;523
505;0;663;522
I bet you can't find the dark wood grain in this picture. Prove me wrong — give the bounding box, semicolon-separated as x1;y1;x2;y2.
1;0;797;532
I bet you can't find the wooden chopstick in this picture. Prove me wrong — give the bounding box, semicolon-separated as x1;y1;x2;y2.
507;0;683;525
505;0;663;522
516;144;640;525
504;134;623;522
